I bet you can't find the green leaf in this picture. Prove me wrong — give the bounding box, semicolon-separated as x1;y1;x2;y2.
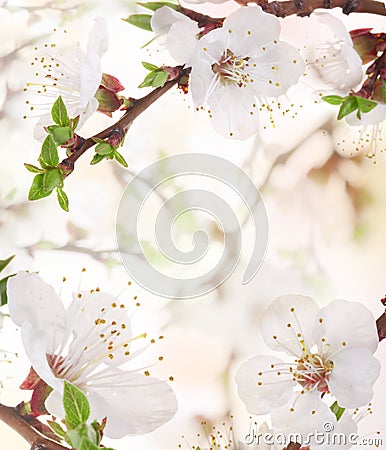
141;36;156;49
137;1;178;10
63;381;90;430
142;61;160;71
0;255;15;273
114;151;128;167
79;439;100;450
152;70;168;88
337;96;358;120
330;401;345;421
28;174;52;201
51;126;73;146
95;142;114;156
51;96;70;127
356;97;377;114
71;115;80;131
40;135;59;168
43;168;64;193
90;153;106;165
0;274;15;306
48;420;66;438
138;71;158;88
24;163;45;174
57;187;69;212
321;95;344;106
382;81;386;104
122;14;152;31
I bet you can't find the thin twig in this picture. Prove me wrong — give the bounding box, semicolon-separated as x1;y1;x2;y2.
0;403;69;450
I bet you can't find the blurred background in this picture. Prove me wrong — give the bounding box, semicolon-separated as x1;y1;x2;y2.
0;0;385;448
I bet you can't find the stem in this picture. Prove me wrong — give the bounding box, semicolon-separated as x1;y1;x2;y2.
0;403;69;450
59;70;189;175
235;0;386;17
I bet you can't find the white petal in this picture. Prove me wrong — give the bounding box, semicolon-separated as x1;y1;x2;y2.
87;370;177;438
151;7;191;38
208;83;259;139
190;59;216;106
260;295;319;356
33;114;53;142
7;271;66;353
314;413;357;450
80;49;103;107
45;389;66;418
313;300;378;355
223;6;280;51
21;321;63;391
235;355;295;414
167;20;199;64
329;348;381;408
314;13;353;46
87;18;109;57
271;391;337;444
249;42;305;97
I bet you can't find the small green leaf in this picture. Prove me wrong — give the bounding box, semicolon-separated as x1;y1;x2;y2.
337;96;358;120
51;126;73;146
141;36;156;49
40;135;59;168
0;274;15;306
114;151;128;167
142;61;160;71
48;420;66;438
0;255;15;273
356;97;377;114
78;439;100;450
28;174;52;201
152;70;168;88
71;115;80;131
57;187;69;212
24;163;45;174
92;138;107;144
90;153;106;165
321;95;344;106
122;14;152;31
51;96;70;127
330;401;345;421
138;71;158;88
43;168;64;193
137;1;178;10
95;142;114;156
63;381;90;430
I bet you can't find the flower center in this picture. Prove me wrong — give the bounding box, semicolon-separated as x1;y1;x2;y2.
212;49;251;88
295;352;333;393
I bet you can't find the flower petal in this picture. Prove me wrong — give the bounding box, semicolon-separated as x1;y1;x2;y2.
313;300;378;356
271;391;337;444
223;6;280;52
260;295;319;356
235;355;295;414
87;370;178;437
87;18;109;58
167;20;199;65
207;83;259;139
7;271;66;354
328;347;381;408
249;42;305;97
21;321;63;392
80;50;103;107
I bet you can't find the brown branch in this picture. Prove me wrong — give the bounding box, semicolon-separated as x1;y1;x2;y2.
235;0;386;17
0;403;69;450
59;68;189;175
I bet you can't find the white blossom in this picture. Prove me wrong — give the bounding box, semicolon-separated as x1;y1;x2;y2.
185;6;305;139
235;295;380;418
7;271;177;438
27;18;108;141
